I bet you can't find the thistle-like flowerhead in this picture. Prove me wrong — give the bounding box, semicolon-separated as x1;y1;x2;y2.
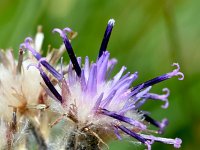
21;19;184;150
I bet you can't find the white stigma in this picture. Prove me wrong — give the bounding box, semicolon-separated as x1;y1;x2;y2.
108;19;115;26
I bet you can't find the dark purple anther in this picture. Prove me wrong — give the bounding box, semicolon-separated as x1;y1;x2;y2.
40;69;62;103
98;19;115;58
27;63;62;103
117;125;147;144
100;108;146;129
143;114;168;134
132;63;184;91
20;38;62;81
41;62;63;80
53;28;81;77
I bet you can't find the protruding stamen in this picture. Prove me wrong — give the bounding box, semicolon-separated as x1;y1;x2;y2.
143;114;168;134
63;27;73;33
168;63;184;80
20;37;42;60
116;125;148;145
98;19;115;58
132;63;184;91
27;63;62;103
42;61;63;81
53;28;81;77
100;108;146;130
140;134;182;148
142;88;170;109
135;86;152;99
63;27;78;40
21;38;62;81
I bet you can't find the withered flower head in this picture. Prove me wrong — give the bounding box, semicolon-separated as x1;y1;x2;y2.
0;26;67;149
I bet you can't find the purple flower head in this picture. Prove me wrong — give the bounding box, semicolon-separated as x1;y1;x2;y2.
21;19;184;149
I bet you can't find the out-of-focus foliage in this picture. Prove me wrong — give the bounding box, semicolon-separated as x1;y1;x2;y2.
0;0;199;149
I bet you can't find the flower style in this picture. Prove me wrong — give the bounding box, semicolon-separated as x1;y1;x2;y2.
21;19;184;150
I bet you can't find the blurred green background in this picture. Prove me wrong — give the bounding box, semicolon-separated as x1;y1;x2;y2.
0;0;199;149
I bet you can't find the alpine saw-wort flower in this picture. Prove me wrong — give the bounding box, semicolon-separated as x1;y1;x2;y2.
21;19;184;150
